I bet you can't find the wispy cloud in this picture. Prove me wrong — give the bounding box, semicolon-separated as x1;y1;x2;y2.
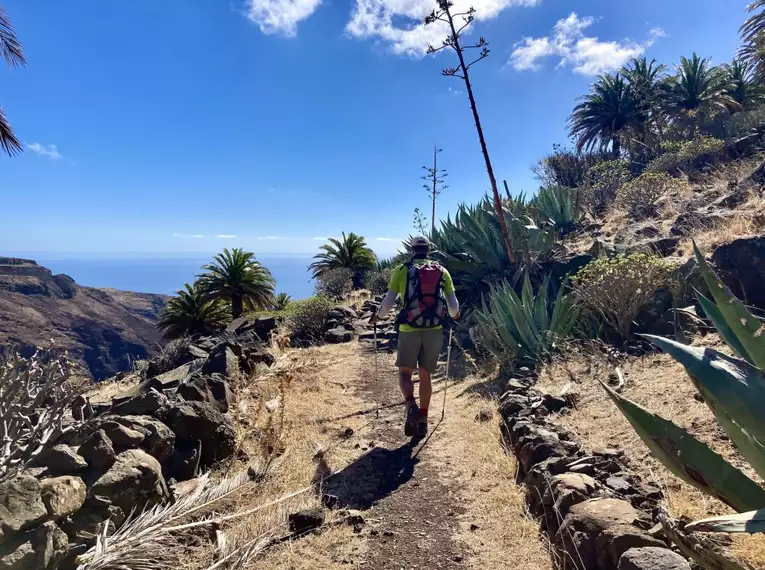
173;232;206;239
510;13;663;76
244;0;321;36
448;86;462;95
256;236;283;240
376;237;403;242
216;234;237;239
26;143;63;160
346;0;540;57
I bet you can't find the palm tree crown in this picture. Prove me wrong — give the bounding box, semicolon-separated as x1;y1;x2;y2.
158;284;230;339
724;58;764;107
663;54;739;115
568;73;638;158
0;5;26;156
309;232;376;285
739;0;765;80
275;292;292;311
197;248;276;319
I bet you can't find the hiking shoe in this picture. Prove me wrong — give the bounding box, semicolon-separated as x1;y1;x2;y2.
416;415;428;438
404;402;420;437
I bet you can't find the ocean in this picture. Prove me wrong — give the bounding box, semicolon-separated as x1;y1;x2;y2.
21;255;316;299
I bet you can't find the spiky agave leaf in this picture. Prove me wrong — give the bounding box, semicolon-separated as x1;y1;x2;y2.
685;509;765;533
693;241;765;368
600;381;765;512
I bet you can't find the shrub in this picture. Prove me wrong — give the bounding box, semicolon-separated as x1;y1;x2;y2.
314;268;354;300
617;172;677;220
475;274;580;368
581;160;632;217
645;137;725;175
532;145;606;189
145;336;194;378
573;253;673;338
365;267;393;295
286;296;334;345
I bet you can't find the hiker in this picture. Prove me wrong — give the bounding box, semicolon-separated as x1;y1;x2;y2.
370;236;459;438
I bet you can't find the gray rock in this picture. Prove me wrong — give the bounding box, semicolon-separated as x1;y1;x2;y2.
40;476;86;520
111;416;175;462
158;401;236;469
599;525;667;568
99;421;146;448
618;547;691;570
88;449;169;514
475;407;493;422
288;508;325;533
0;521;67;570
178;372;232;413
59;495;124;545
324;327;353;343
163;443;201;482
202;345;239;381
142;362;194;392
670;210;731;236
34;445;87;475
711;236;765;310
110;389;168;416
0;476;48;544
78;429;116;469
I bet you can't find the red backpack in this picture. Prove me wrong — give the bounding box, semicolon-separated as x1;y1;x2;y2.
398;260;446;328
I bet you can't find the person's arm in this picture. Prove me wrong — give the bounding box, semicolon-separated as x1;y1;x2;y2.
443;270;460;319
373;266;402;321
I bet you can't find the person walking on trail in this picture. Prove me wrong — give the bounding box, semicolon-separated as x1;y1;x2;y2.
370;236;460;438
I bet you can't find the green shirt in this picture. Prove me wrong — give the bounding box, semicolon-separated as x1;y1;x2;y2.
389;259;455;332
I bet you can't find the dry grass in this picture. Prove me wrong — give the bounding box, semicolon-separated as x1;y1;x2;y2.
429;376;553;570
536;344;765;568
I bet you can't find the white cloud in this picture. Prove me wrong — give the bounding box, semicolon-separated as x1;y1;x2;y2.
244;0;321;36
448;85;462;95
375;237;403;242
510;13;662;76
346;0;540;57
173;233;206;239
216;234;237;239
26;143;62;160
257;236;283;240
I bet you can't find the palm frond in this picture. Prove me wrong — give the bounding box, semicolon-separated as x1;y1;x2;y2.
0;6;25;67
0;105;22;156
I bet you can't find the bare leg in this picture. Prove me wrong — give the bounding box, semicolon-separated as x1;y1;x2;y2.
418;366;433;411
399;367;416;403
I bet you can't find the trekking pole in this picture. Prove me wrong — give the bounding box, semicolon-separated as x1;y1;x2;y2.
441;326;454;421
374;321;379;419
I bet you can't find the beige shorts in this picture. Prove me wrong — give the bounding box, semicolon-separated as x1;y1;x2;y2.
395;328;443;373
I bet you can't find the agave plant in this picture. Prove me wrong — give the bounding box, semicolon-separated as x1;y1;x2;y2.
602;242;765;533
474;274;580;366
536;186;581;234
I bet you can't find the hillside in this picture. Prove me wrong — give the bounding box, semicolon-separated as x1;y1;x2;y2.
0;257;167;380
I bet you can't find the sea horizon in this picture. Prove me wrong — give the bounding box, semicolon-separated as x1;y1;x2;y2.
3;252;316;299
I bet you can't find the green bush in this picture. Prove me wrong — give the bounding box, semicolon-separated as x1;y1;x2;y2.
581;160;632;217
314;268;354;300
617;172;678;220
646;137;725;175
365;267;393;295
573;253;673;338
286;296;334;345
475;274;580;368
532;145;606;189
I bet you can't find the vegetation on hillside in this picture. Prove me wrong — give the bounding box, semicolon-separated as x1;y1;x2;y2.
158;283;231;340
309;232;376;289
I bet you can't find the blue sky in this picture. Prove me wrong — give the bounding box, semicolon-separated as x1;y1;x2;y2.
0;0;750;258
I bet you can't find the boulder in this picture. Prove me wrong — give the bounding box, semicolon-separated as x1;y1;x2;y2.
178;372;232;413
110;416;175;462
88;449;169;514
331;306;358;320
517;426;579;475
0;521;67;570
34;445;87;475
0;476;48;544
98;421;146;448
670;210;731;236
163;443;201;482
598;525;667;568
475;407;493;423
40;476;86;520
78;429;116;469
202;345;239;380
288;508;325;533
618;547;691;570
324;328;353;344
141;362;194;392
556;498;647;570
225;315;277;340
711;236;765;310
158;401;236;469
60;495;125;545
110;389;168;416
240;344;275;370
70;395;94;422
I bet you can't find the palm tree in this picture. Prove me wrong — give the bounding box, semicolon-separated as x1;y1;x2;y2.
723;58;764;107
158;284;230;339
309;232;376;289
740;1;765;81
568;73;638;159
621;57;668;150
275;292;292;311
662;54;740;126
197;248;276;319
0;5;26;156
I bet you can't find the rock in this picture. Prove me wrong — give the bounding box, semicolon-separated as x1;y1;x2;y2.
163;443;201;482
159;401;236;469
89;449;169;514
240;344;275;369
111;416;175;462
0;521;67;570
498;392;528;419
99;421;146;448
78;429;116;469
178;372;232;413
542;473;599;533
606;476;632;493
202;345;239;380
70;395;94;422
475;407;493;422
517;426;579;475
40;476;86;520
324;328;353;343
288;508;325;533
142;362;194;392
34;445;87;475
711;188;749;209
110;389;168;416
547;253;593;286
225;315;277;340
60;495;124;544
331;306;358;320
557;498;647;570
0;476;48;544
618;547;691;570
541;393;569;413
599;525;667;568
670;210;730;236
711;236;765;310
